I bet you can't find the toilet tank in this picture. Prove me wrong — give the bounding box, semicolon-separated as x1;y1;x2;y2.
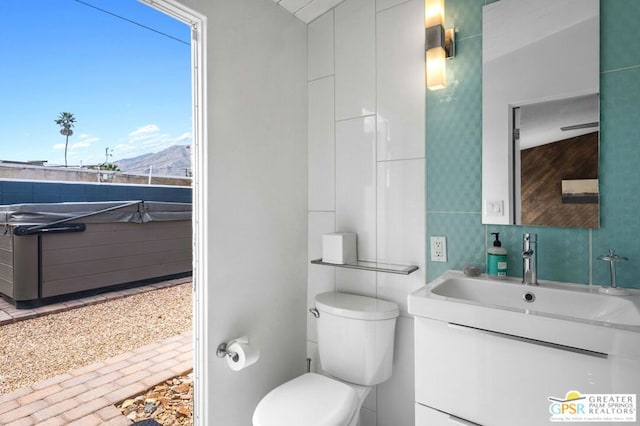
314;292;399;386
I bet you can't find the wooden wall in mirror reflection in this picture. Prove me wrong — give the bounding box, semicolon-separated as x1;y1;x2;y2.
520;132;599;228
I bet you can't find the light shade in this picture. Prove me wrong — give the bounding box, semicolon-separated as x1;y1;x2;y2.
425;0;453;91
426;46;446;90
425;0;444;28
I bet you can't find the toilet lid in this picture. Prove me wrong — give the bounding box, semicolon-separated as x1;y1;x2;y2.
253;373;359;426
315;292;399;320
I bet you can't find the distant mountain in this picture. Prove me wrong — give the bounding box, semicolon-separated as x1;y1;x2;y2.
115;145;191;177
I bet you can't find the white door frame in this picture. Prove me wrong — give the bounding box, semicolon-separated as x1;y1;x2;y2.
138;0;208;423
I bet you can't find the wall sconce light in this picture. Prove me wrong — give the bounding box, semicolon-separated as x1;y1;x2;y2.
425;0;455;90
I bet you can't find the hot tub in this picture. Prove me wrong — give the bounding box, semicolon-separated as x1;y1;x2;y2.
0;200;192;308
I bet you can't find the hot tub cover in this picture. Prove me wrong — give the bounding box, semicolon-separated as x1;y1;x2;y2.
0;200;191;226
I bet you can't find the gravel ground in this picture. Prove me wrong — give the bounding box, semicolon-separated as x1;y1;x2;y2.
0;283;192;394
118;371;193;425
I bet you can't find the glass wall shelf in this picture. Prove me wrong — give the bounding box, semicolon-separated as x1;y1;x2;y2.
310;259;418;275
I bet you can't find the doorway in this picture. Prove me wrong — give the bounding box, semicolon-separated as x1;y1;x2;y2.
138;0;207;423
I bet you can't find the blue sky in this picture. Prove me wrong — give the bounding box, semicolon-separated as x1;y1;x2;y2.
0;0;191;166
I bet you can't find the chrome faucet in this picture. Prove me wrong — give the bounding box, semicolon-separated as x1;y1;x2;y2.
522;233;538;285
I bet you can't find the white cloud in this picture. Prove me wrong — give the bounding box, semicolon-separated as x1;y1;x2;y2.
112;124;192;160
128;124;160;140
129;124;159;136
70;134;100;150
71;141;91;150
78;134;101;144
53;134;99;151
175;132;191;142
49;132;103;165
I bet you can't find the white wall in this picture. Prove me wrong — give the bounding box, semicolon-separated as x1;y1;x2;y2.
174;0;308;424
306;0;425;424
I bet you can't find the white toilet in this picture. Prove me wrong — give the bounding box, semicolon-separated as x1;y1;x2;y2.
253;291;400;426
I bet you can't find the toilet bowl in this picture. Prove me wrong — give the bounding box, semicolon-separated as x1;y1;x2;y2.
252;292;399;426
252;373;371;426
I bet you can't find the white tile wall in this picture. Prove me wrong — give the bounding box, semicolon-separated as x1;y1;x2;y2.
376;316;415;426
376;159;425;265
364;385;377;411
377;272;423;317
376;0;425;161
334;0;376;120
305;0;338;403
361;407;377;426
335;116;377;261
296;0;345;24
280;0;313;13
306;0;425;424
307;212;336;342
308;77;335;211
336;268;377;297
306;341;320;373
376;0;412;12
377;159;426;316
308;10;334;80
308;211;336;261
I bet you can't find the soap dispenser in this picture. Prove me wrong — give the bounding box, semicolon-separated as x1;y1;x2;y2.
488;232;508;279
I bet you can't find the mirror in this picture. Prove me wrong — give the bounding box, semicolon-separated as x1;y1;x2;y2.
482;0;600;227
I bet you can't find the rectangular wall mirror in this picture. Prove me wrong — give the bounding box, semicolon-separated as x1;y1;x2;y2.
481;0;600;228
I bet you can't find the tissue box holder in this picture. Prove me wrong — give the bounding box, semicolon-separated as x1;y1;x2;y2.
322;233;357;265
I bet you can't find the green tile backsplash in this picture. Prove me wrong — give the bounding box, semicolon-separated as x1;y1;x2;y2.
426;36;482;213
488;226;591;284
592;66;640;288
445;0;482;41
601;1;640;71
427;212;485;279
426;0;640;289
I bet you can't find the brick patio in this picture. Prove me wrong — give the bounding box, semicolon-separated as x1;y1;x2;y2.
0;331;192;425
0;278;194;425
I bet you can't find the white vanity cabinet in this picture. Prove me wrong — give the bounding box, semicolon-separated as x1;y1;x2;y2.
413;316;639;425
408;270;640;425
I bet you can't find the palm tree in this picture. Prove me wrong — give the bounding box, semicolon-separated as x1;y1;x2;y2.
54;112;76;167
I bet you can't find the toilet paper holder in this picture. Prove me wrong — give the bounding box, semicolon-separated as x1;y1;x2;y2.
216;337;248;362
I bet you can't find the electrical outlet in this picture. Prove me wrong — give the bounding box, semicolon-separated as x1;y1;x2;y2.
430;236;447;262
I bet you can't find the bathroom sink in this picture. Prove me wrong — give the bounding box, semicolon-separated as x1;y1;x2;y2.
430;272;640;326
408;270;640;358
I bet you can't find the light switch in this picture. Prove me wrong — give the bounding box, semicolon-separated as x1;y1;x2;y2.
485;200;504;217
